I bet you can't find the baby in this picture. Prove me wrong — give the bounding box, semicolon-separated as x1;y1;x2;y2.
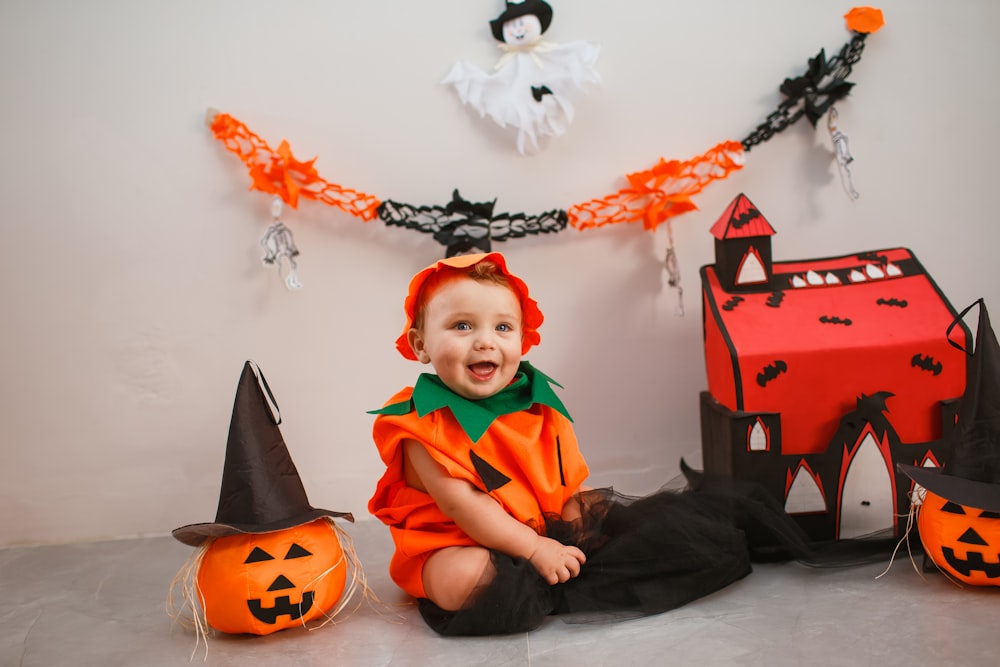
369;252;753;635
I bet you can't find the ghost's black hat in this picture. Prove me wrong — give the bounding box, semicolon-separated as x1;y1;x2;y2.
899;299;1000;512
172;361;353;547
490;1;554;42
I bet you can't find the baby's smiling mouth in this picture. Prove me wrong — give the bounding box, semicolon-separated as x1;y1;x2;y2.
468;362;497;379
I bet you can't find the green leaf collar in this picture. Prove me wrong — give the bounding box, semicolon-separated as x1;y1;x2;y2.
369;361;571;443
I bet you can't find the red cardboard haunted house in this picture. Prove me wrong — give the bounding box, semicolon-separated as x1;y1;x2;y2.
700;193;971;542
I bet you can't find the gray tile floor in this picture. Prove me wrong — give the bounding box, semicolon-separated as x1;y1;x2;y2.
2;518;996;667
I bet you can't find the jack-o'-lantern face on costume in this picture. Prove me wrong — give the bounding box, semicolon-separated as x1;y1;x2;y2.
917;491;1000;586
197;519;348;635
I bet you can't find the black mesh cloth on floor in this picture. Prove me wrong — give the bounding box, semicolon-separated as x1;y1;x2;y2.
417;464;897;636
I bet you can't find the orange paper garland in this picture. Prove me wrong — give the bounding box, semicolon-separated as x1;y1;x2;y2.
209;112;381;221
209;111;745;234
568;141;745;231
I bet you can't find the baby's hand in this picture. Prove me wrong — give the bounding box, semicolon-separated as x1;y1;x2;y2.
527;536;586;585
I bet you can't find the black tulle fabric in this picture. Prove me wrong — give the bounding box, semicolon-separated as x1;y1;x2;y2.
418;463;899;636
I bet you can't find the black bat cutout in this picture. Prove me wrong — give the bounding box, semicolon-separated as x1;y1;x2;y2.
819;315;853;326
730;210;761;229
756;360;788;387
766;291;785;308
722;296;745;311
911;353;943;376
876;298;908;308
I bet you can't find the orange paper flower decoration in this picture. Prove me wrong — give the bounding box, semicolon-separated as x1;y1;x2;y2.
568;141;745;231
845;7;885;34
209;112;381;220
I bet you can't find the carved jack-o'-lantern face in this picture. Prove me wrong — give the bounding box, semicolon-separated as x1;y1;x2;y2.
918;490;1000;586
197;518;348;634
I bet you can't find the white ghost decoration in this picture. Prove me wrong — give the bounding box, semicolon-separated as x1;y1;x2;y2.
442;1;600;155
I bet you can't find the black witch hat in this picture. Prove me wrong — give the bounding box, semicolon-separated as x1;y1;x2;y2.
490;1;554;42
172;361;353;547
899;299;1000;512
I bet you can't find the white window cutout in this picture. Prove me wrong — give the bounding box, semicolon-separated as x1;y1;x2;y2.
866;264;885;279
785;464;826;514
748;419;769;451
839;432;894;538
736;246;768;285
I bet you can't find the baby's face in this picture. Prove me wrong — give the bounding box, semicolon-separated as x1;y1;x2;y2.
408;278;523;400
502;15;543;45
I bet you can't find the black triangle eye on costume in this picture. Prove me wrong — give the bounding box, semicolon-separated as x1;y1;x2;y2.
245;546;276;563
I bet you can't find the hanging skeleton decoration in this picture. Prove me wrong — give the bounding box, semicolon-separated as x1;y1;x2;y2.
260;196;303;290
828;107;860;200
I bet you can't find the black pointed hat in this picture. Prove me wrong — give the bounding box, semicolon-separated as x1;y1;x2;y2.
899;299;1000;512
172;361;353;547
490;1;554;42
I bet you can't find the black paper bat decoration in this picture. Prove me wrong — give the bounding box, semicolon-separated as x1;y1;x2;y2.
722;296;745;311
911;353;943;376
779;47;856;126
741;33;869;151
837;391;895;432
377;189;567;257
819;315;853;326
730;209;762;229
766;291;785;308
876;298;908;308
756;360;788;387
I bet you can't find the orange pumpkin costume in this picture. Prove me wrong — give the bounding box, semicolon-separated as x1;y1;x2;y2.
367;251;585;600
368;363;589;598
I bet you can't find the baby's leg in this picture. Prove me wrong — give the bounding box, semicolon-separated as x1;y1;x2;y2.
422;545;495;611
418;548;554;635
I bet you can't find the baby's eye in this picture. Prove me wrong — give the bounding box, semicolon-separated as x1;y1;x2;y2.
454;322;472;331
496;323;513;332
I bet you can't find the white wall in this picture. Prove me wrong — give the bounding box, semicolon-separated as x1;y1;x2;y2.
2;1;997;546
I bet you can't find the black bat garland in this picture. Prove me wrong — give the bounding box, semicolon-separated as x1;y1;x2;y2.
377;189;568;257
741;33;869;152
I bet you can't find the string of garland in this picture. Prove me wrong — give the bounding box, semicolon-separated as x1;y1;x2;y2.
378;189;568;258
210;8;883;265
741;31;871;151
